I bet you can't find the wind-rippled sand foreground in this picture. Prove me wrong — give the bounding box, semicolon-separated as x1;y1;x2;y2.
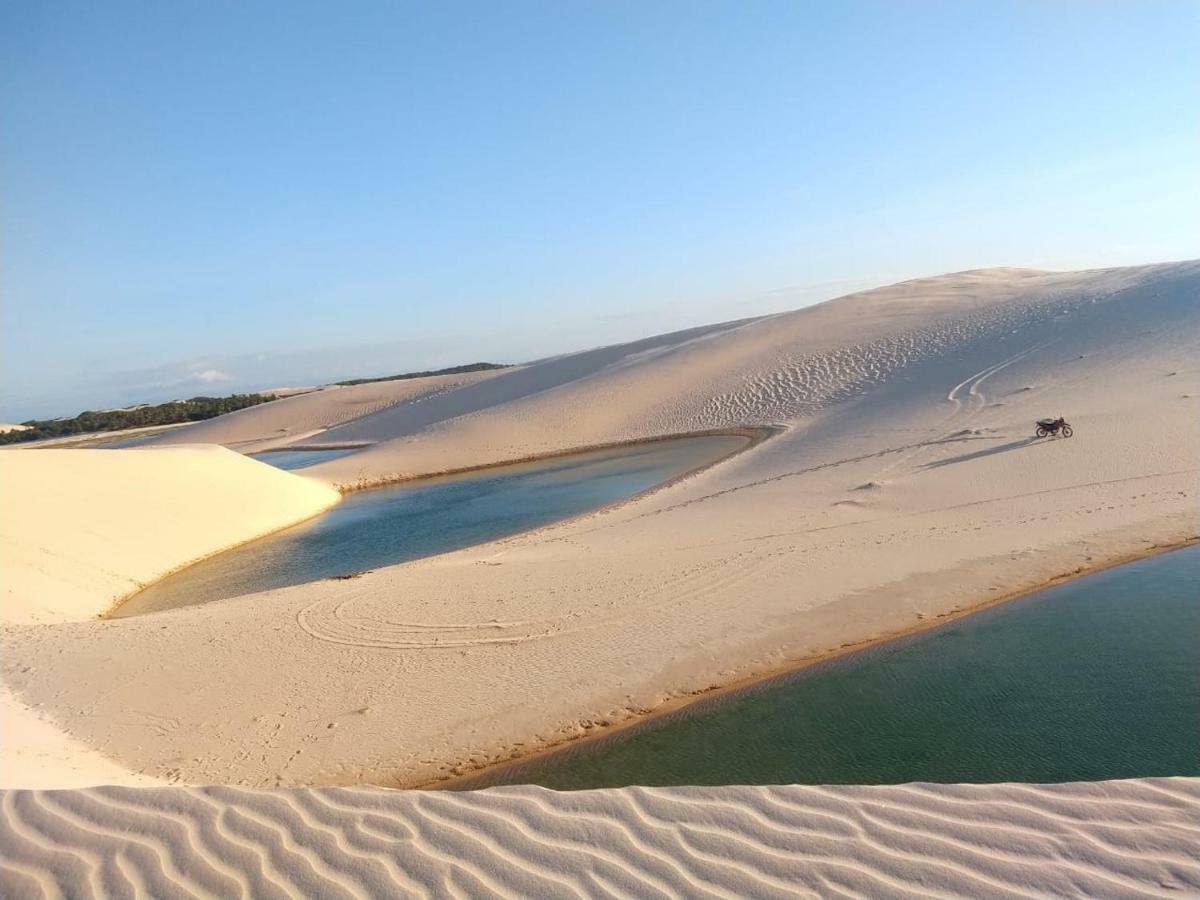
3;779;1197;898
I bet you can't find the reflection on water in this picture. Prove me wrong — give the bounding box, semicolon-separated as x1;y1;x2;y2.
114;435;746;616
457;545;1200;789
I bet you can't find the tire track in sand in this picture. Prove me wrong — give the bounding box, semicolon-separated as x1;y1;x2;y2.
869;341;1054;482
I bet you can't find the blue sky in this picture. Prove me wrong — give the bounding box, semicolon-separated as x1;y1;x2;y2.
2;1;1196;420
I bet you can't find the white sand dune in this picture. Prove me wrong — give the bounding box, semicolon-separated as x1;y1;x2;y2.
0;447;339;625
306;263;1197;485
311;319;755;457
1;779;1196;898
136;369;506;453
0;262;1196;796
0;448;340;790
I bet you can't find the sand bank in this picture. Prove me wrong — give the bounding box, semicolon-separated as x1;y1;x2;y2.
1;262;1197;790
1;778;1196;897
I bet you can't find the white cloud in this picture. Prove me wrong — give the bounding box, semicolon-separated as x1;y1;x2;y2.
191;368;234;384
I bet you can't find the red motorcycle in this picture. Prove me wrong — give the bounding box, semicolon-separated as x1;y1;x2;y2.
1035;417;1073;438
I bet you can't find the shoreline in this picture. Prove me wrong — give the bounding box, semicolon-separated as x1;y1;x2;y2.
100;497;341;619
104;427;771;618
430;535;1199;791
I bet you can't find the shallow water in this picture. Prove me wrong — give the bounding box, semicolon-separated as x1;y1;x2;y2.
113;435;746;616
253;447;362;470
457;544;1200;789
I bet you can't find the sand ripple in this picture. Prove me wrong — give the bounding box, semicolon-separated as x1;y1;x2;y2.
2;779;1196;898
697;290;1090;429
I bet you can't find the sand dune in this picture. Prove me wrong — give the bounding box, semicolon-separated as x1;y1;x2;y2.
1;262;1196;795
308;263;1196;486
0;447;339;625
135;369;506;453
1;779;1196;898
0;448;340;790
314;319;755;454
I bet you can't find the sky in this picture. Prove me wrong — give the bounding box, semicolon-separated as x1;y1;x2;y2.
1;1;1196;420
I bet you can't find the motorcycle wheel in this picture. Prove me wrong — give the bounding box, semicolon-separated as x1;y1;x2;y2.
1062;425;1073;438
1036;426;1049;438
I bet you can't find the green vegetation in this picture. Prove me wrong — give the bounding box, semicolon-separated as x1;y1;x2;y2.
335;362;508;386
0;394;279;445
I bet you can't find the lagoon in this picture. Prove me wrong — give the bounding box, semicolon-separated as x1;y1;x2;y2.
113;434;746;616
458;545;1200;789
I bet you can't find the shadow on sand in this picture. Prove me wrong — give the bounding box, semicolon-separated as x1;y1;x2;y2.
922;436;1048;470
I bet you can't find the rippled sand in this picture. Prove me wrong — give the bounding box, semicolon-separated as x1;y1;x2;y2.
3;779;1198;898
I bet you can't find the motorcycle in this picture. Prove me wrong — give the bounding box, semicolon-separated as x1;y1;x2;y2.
1035;417;1073;438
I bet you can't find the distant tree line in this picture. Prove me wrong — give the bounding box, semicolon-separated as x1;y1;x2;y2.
2;361;513;445
335;362;508;386
0;394;279;445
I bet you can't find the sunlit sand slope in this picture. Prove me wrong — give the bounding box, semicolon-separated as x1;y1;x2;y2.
136;369;505;453
308;263;1198;485
314;319;755;454
0;447;339;624
1;779;1196;898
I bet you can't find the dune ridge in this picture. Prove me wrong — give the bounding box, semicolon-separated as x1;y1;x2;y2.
1;779;1196;898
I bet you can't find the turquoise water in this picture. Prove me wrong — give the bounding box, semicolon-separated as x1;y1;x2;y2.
456;545;1200;788
113;435;745;616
